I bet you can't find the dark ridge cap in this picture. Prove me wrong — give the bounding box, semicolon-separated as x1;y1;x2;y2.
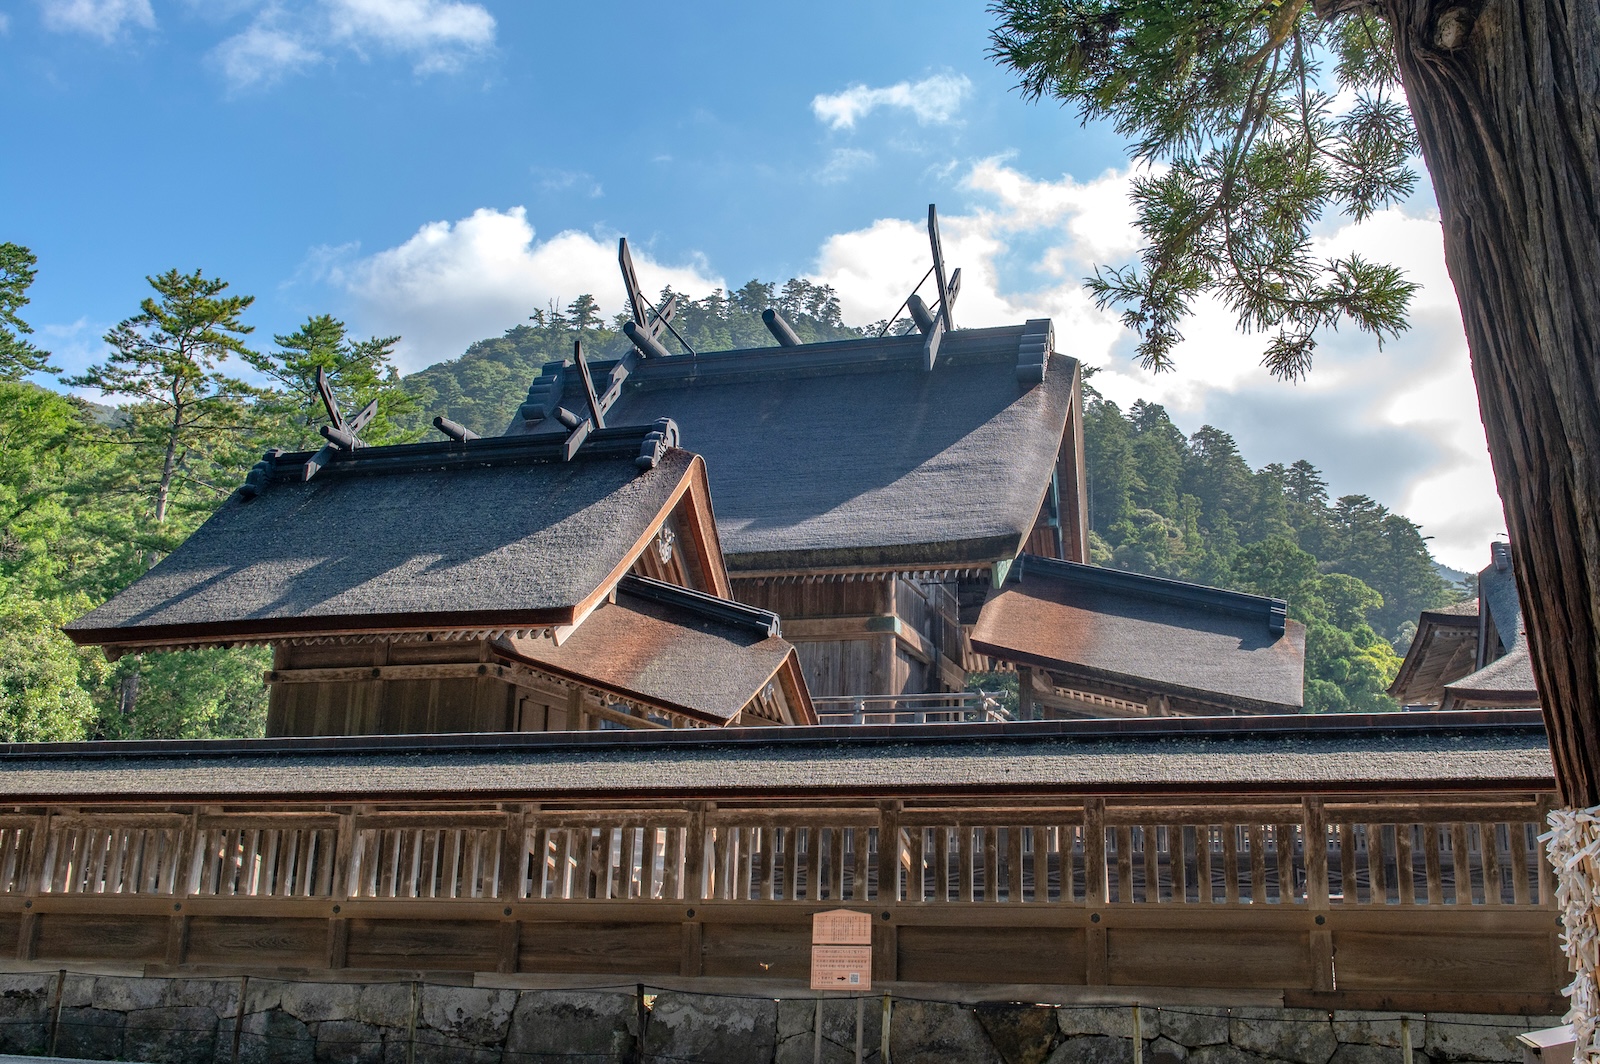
617;574;782;638
0;708;1547;764
626;324;1033;385
257;423;677;483
1018;554;1290;636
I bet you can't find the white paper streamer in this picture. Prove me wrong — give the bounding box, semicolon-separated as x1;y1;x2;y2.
1544;806;1600;1062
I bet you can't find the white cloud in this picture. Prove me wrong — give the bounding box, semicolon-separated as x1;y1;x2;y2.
320;207;721;373
213;17;322;89
0;13;11;32
815;148;875;185
212;0;494;89
326;0;493;71
805;164;1500;571
37;0;154;41
811;74;971;131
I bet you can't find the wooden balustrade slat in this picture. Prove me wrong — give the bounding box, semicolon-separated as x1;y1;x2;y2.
1423;824;1443;905
1003;826;1021;902
838;825;851;902
1037;827;1056;903
1222;825;1239;905
1170;825;1187;904
908;827;925;903
1196;825;1214;904
984;828;1000;903
1366;825;1387;905
1247;825;1266;905
1142;827;1160;904
1481;823;1503;906
1114;826;1132;905
1511;822;1531;905
1396;825;1416;906
1459;816;1478;902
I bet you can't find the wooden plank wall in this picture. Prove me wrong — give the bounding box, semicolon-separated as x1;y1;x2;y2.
735;576;966;698
0;792;1564;1011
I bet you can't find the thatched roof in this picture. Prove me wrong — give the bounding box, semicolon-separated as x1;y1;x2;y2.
66;428;713;651
518;323;1080;572
0;711;1551;802
971;555;1306;714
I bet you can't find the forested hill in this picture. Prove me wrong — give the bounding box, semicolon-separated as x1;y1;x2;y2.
0;248;1460;744
1082;385;1461;712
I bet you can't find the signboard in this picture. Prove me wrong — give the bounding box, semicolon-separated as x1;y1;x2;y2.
811;909;872;990
812;908;872;946
811;945;872;990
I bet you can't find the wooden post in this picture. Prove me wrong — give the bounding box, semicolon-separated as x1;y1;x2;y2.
47;969;65;1056
814;997;824;1064
230;975;249;1064
881;993;892;1064
1401;1016;1413;1064
1084;799;1108;985
681;803;706;977
1018;667;1035;720
1131;1003;1143;1064
1303;798;1334;992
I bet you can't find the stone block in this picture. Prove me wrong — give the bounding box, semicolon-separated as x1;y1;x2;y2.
1424;1015;1534;1063
355;983;415;1030
242;979;286;1016
411;1029;503;1064
1186;1044;1286;1064
0;971;55;1053
58;972;95;1009
310;1018;402;1064
1046;1034;1133;1064
976;1003;1061;1064
239;1007;316;1064
123;1005;221;1064
1328;1044;1399;1064
278;980;364;1024
418;985;516;1047
642;990;778;1064
89;974;171;1013
1155;1007;1230;1048
775;997;883;1064
1147;1035;1190;1064
1230;1008;1337;1064
1059;1006;1136;1040
1331;1012;1408;1049
507;988;638;1064
890;999;1004;1064
54;1005;126;1060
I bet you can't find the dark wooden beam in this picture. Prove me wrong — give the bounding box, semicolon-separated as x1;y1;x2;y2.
573;341;605;430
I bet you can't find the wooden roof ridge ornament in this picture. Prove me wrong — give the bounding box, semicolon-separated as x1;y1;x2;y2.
871;204;963;369
558;339;605;460
432;416;480;442
618;237;694;357
1016;318;1053;386
301;367;378;483
762;307;801;347
922;203;962;371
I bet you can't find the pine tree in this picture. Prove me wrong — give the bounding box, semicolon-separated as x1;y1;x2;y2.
0;243;55;380
68;270;259;531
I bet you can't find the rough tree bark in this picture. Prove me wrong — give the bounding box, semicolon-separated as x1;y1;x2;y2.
1385;0;1600;805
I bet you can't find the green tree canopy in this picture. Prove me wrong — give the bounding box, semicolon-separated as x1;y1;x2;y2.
248;314;418;450
0;243;55;380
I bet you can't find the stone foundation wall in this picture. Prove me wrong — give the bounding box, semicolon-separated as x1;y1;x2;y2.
0;972;1562;1064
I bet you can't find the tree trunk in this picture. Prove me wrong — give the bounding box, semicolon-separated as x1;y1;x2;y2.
1385;0;1600;803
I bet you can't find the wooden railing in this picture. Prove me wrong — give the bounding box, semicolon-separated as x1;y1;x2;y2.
812;692;1011;726
0;794;1563;1009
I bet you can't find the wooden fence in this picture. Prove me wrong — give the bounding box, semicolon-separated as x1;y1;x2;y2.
0;792;1564;1011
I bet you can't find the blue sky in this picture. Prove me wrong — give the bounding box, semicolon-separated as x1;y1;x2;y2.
1;0;1505;569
